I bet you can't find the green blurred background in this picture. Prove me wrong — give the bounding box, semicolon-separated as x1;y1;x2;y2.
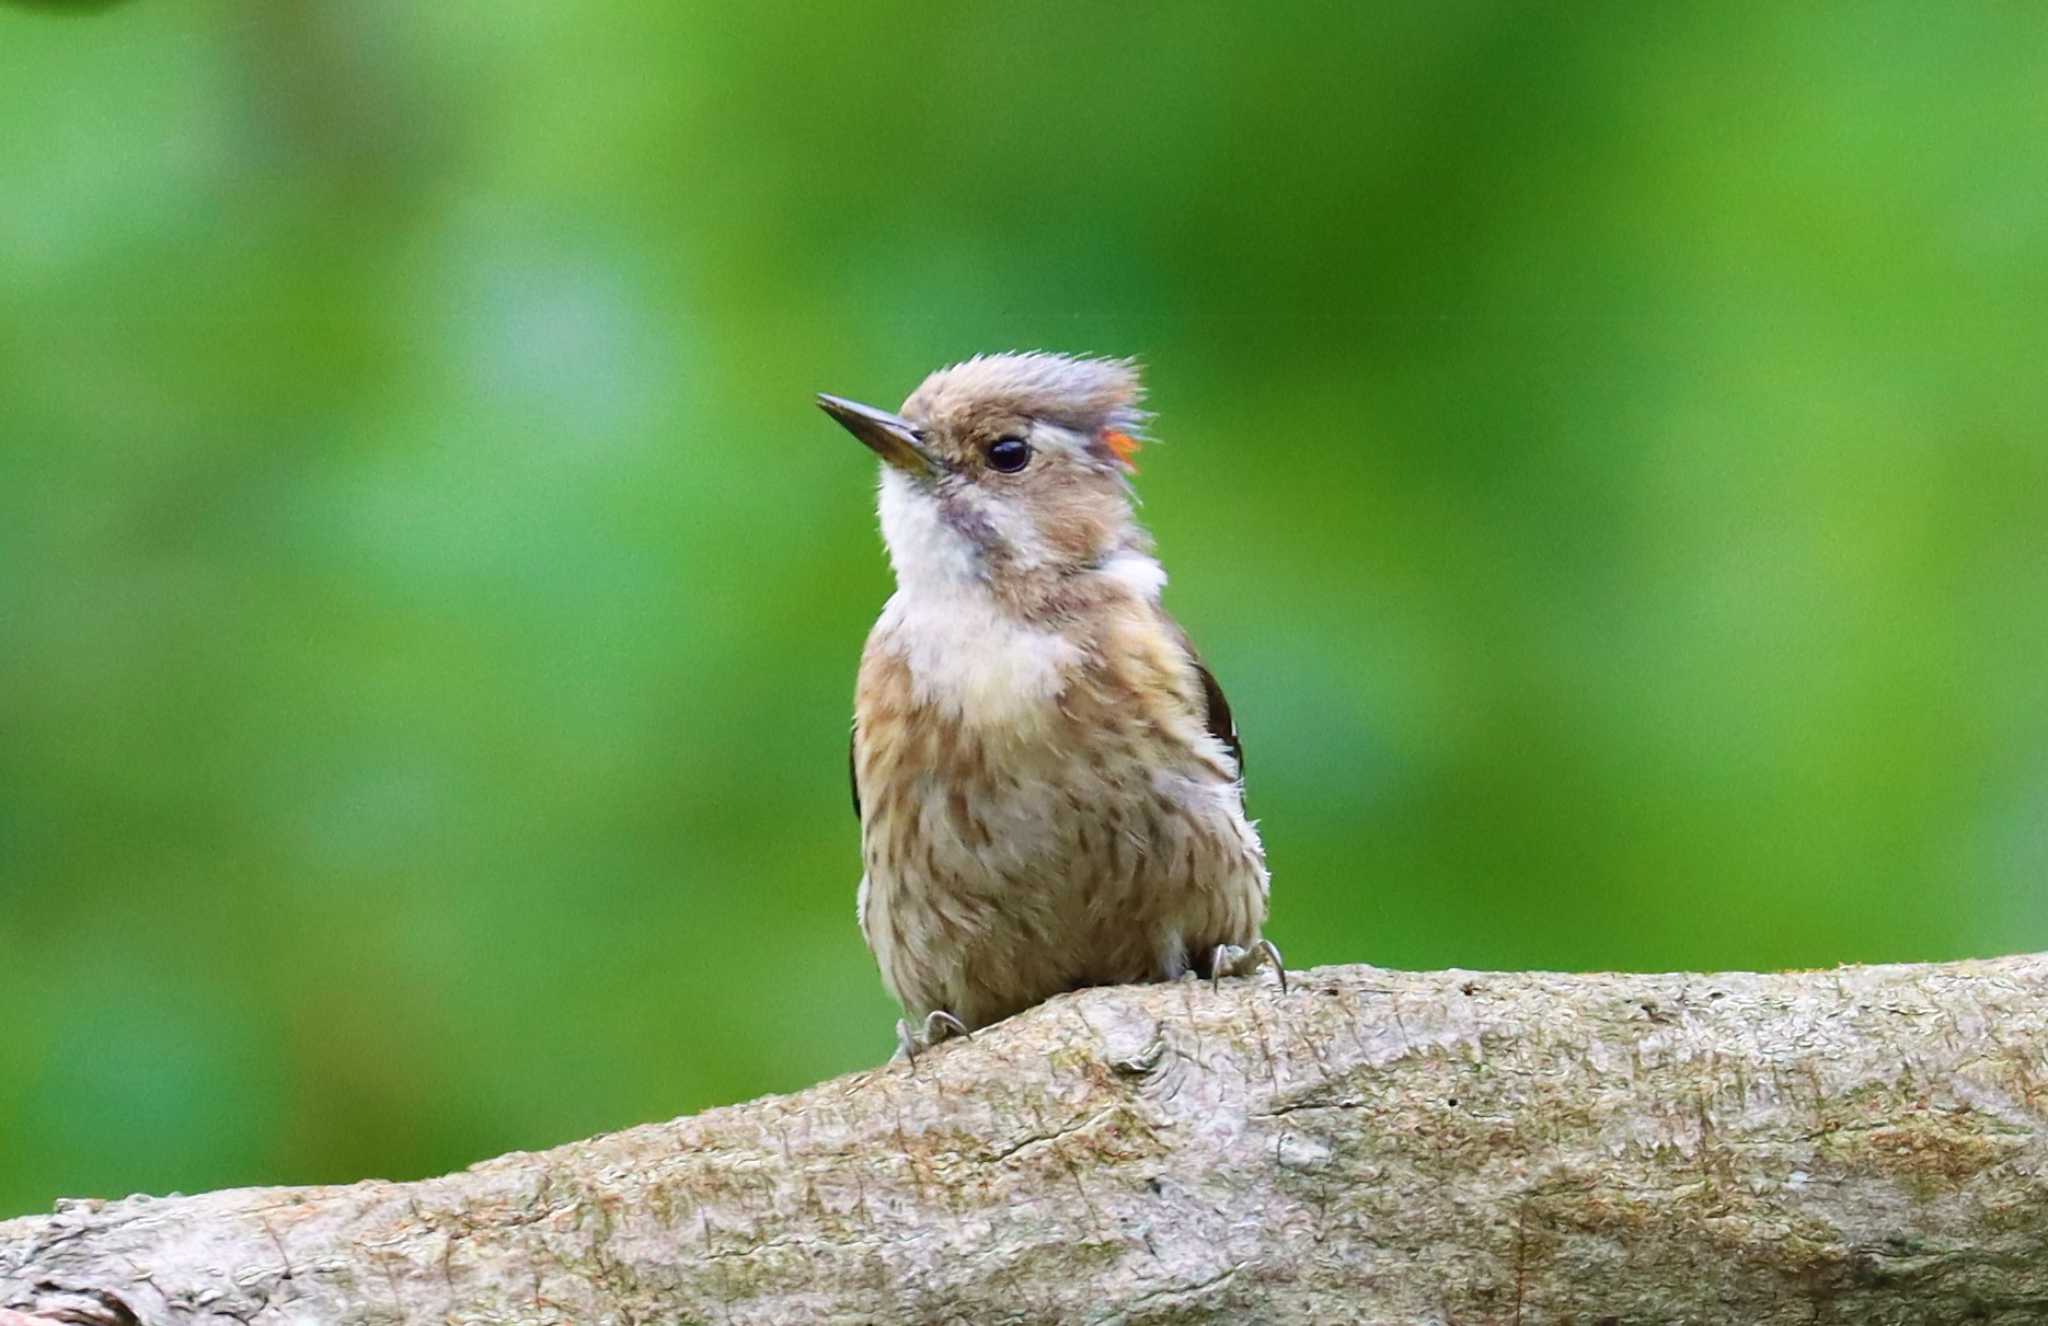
3;1;2044;1217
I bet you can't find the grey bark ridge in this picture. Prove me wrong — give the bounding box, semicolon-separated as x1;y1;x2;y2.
5;955;2047;1324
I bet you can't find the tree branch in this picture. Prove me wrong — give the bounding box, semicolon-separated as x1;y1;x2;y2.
5;956;2046;1324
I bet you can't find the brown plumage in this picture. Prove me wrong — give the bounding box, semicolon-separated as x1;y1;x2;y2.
819;353;1279;1056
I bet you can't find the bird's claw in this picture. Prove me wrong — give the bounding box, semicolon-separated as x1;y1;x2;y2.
895;1009;970;1062
1209;938;1288;994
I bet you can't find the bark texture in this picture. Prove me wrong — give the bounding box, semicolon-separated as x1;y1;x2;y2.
4;956;2047;1325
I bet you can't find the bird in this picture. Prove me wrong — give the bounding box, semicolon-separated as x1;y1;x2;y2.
818;352;1282;1059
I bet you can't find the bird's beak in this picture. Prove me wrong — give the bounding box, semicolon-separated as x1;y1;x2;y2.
817;393;942;479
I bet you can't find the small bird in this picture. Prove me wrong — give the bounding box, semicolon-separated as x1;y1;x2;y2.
819;352;1281;1058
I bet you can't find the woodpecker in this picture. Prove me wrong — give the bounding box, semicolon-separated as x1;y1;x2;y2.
819;352;1281;1058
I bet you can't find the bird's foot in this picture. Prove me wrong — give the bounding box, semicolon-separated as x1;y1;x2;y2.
895;1009;970;1062
1209;938;1288;994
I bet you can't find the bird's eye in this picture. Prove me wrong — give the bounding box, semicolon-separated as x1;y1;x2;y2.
986;437;1032;473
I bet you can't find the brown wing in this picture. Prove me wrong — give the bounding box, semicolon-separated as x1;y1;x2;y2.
849;728;861;820
1166;618;1243;785
1196;659;1236;782
1193;655;1245;782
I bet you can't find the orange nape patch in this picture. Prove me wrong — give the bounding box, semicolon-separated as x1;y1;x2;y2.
1101;429;1142;472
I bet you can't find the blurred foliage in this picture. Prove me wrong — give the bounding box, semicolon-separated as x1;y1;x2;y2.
0;2;132;14
2;1;2044;1217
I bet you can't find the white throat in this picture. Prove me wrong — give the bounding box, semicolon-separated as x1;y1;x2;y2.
871;466;1165;726
877;468;981;596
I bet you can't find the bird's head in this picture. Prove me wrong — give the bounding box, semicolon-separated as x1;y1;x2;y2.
819;352;1155;606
